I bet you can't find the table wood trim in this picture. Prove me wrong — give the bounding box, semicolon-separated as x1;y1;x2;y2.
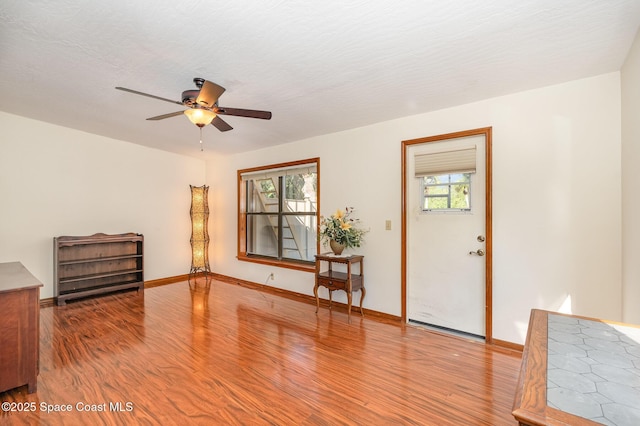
512;309;617;426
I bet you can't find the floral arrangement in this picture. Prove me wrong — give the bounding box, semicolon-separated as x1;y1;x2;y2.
319;207;368;248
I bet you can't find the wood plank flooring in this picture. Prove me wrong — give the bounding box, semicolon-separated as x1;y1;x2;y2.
1;279;522;425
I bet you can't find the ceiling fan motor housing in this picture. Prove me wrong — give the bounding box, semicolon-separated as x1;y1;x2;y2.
182;90;199;106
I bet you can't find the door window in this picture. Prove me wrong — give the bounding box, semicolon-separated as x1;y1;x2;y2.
421;173;471;211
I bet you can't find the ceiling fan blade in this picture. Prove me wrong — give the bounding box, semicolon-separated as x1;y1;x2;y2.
215;107;272;120
211;115;233;132
196;80;226;108
146;111;185;121
115;87;184;106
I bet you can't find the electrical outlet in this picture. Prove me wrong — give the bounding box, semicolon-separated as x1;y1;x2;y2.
385;220;392;230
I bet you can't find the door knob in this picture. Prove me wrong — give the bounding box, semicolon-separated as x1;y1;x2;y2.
469;249;485;256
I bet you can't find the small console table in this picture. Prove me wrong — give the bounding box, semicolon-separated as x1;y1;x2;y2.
0;262;43;394
314;253;365;321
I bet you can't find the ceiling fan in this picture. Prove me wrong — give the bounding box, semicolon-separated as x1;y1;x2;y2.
115;78;272;132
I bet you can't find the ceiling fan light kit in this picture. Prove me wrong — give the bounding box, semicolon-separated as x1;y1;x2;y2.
184;108;216;127
115;78;272;149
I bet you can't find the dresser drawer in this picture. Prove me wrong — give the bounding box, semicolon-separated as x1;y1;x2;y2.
317;277;346;291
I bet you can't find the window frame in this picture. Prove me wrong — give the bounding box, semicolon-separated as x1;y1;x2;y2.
237;158;320;272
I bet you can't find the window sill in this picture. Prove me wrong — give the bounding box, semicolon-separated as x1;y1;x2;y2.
237;254;315;273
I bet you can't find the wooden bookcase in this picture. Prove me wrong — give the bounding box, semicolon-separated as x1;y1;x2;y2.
54;233;144;305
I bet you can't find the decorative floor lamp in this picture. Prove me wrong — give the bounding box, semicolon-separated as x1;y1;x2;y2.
189;185;211;283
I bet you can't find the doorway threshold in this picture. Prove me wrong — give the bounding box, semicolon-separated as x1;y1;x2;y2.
408;319;485;342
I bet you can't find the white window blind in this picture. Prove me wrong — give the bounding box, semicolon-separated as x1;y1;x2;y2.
241;164;317;181
414;147;476;177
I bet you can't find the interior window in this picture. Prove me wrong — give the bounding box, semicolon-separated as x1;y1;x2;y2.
238;159;319;270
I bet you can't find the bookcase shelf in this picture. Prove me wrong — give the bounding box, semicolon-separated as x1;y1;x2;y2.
54;233;144;305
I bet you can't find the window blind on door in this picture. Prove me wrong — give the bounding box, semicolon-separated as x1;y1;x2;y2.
414;147;476;177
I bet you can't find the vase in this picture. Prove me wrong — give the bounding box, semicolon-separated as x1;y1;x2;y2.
329;239;345;255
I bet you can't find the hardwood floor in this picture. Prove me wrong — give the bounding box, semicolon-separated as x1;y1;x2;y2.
1;279;522;425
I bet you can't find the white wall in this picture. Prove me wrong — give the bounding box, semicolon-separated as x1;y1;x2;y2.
0;72;624;344
0;112;205;298
208;72;622;344
622;29;640;325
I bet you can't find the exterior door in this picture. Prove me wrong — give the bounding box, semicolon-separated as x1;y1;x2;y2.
402;128;491;339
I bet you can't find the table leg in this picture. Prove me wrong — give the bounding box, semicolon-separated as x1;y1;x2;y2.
314;282;320;313
359;287;366;317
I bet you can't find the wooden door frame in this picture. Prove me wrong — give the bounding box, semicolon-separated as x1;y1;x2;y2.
401;127;493;343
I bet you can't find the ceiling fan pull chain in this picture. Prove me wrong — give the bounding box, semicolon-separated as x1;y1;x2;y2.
199;126;204;151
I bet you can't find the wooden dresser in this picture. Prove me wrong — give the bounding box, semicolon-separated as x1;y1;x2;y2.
0;262;43;394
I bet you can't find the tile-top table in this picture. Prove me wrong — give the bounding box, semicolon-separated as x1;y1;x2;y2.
513;309;640;426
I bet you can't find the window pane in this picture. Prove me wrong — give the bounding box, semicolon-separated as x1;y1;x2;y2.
425;185;449;196
427;175;446;185
424;196;449;210
284;172;317;213
247;179;279;213
281;214;317;262
450;183;470;209
246;214;278;257
450;173;470;183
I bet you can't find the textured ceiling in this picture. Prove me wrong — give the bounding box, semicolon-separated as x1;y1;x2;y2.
1;1;639;158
